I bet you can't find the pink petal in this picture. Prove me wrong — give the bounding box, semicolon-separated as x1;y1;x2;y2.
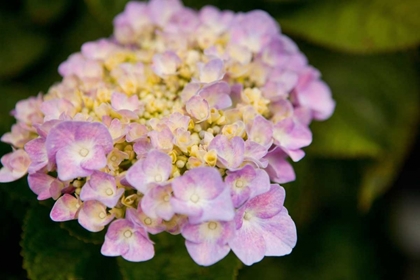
101;218;154;262
199;81;232;109
186;240;230;266
27;173;55;200
78;200;114;232
50;194;80;221
208;135;244;170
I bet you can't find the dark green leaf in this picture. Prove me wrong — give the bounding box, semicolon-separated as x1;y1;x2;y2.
0;16;49;79
301;45;420;208
21;204;122;280
24;0;71;25
118;232;242;280
60;219;106;245
84;0;129;29
278;0;420;53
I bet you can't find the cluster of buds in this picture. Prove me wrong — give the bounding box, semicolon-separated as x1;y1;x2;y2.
0;0;334;266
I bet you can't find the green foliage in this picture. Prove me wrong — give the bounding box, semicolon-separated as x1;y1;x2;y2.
21;204;123;280
277;0;420;53
118;233;241;280
23;0;71;25
302;45;420;208
84;0;130;29
60;220;106;245
0;0;419;279
0;17;49;80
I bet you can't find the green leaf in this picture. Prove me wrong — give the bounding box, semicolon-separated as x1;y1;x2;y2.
21;204;122;280
304;47;420;159
24;0;71;25
278;0;420;53
0;16;49;79
60;220;106;245
84;0;129;29
301;44;420;208
118;232;242;280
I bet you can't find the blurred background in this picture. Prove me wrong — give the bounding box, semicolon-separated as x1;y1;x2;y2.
0;0;419;279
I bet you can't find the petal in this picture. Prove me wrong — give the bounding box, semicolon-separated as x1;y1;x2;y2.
50;194;80;221
186;240;230;266
229;220;266;266
259;207;297;257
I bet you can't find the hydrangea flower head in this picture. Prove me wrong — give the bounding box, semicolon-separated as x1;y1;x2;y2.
0;0;334;267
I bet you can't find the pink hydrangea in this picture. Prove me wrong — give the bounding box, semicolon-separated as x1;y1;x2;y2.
0;0;334;267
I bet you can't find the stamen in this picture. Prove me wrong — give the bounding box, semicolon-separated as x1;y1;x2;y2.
190;194;200;203
207;222;217;230
79;148;89;157
124;230;133;238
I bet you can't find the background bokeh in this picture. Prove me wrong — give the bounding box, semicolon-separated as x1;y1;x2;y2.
0;0;419;279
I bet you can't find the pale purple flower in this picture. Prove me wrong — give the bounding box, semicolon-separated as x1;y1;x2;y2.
0;149;31;183
272;117;312;159
80;171;124;208
181;83;200;103
243;140;269;168
199;6;234;35
45;121;113;181
12;95;43;125
149;0;183;27
111;92;141;119
113;1;150;44
141;183;175;221
40;98;76;121
198;58;225;83
148;126;174;152
126;150;172;193
246;115;273;148
1;123;34;149
171;167;234;224
152;51;182;77
78;200;115;232
81;39;118;61
292;67;335;121
263;148;296;184
125;122;148;142
58;53;103;80
229;185;297;265
25;137;48;173
126;203;166;234
182;220;235;266
198;81;232;110
230;10;279;53
101;218;154;262
28;172;64;200
225;165;270;208
161;112;191;133
208;135;244;170
186;95;210;123
50;194;81;222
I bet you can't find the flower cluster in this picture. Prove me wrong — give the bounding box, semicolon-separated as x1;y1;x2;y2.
0;0;334;266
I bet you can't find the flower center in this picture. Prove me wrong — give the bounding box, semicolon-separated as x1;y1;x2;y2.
244;211;252;221
79;148;89;157
99;212;106;219
163;194;170;202
235;180;244;188
190;194;200;203
110;155;117;162
154;174;162;182
144;217;152;225
207;222;217;230
105;188;114;196
124;230;133;238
